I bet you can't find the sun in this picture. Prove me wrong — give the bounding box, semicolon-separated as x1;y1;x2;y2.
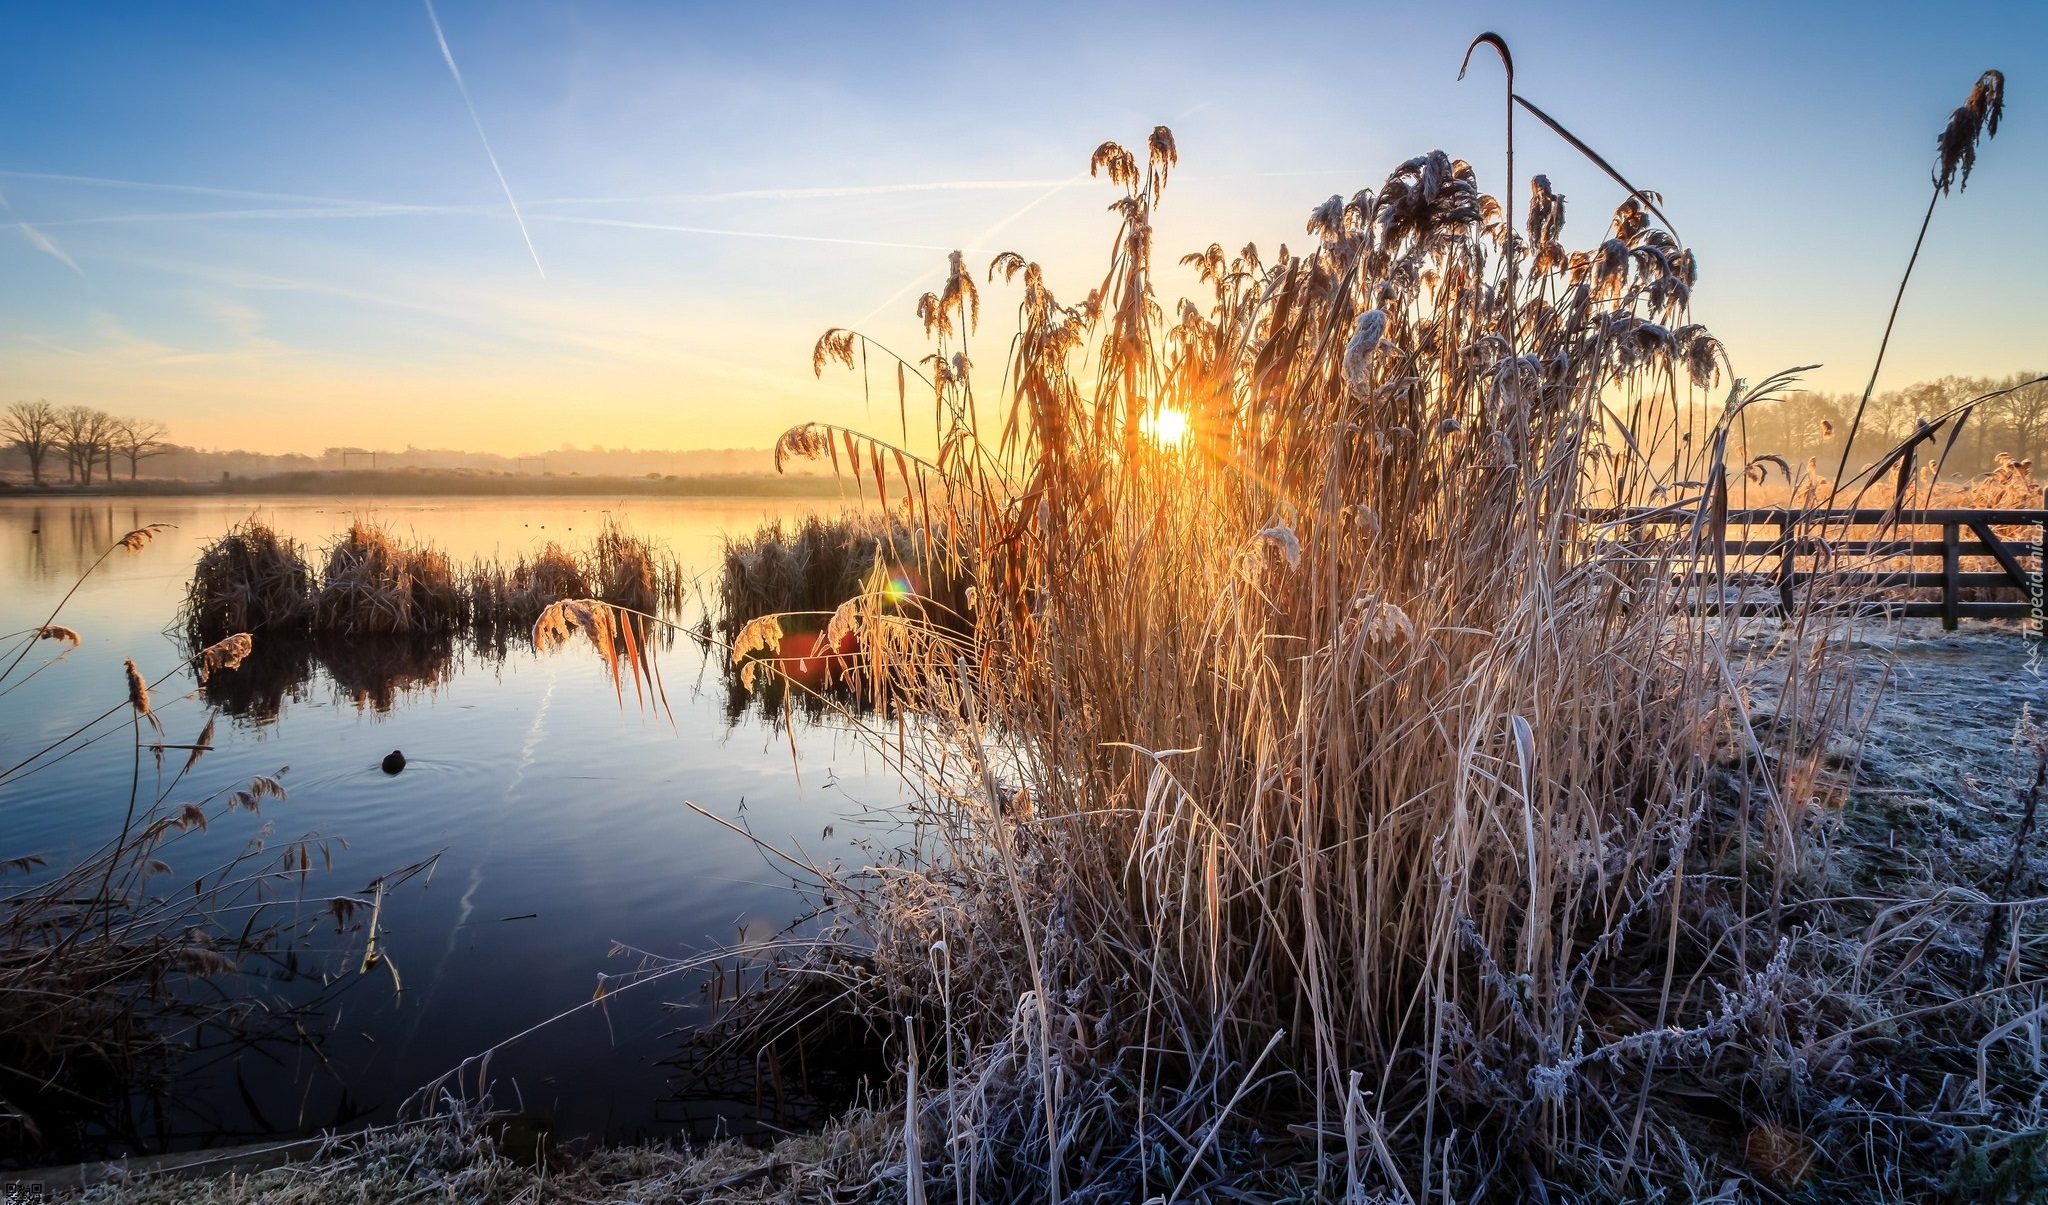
1139;405;1191;449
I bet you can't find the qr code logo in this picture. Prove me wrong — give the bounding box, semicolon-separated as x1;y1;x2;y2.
1;1184;48;1205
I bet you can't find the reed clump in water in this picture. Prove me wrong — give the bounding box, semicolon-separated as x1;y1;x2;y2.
187;515;686;641
737;91;2040;1201
592;515;685;615
711;509;970;725
314;520;468;635
509;543;588;610
183;519;315;643
715;511;904;642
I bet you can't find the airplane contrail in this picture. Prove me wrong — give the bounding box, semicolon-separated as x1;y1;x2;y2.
849;172;1086;330
38;204;476;227
422;0;545;278
538;179;1071;205
538;213;997;254
0;169;425;209
0;166;1369;211
0;189;84;279
26;203;1025;258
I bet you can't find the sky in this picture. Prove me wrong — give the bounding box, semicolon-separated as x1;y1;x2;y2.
0;1;2042;457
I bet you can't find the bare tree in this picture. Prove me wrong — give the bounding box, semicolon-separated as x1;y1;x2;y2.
1;400;59;485
111;417;170;481
56;405;114;486
1990;372;2048;466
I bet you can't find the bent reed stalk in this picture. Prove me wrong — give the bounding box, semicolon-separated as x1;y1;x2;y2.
732;97;2043;1199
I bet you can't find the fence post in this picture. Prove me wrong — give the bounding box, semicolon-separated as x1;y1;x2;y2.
1777;511;1796;617
1942;520;1961;631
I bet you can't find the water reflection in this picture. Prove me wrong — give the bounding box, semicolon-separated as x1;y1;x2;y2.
657;971;888;1142
11;503;164;584
717;660;863;730
197;632;473;722
193;622;726;729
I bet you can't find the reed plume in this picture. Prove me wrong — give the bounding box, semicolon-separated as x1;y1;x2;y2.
121;658;149;716
1829;67;2008;505
193;632;255;684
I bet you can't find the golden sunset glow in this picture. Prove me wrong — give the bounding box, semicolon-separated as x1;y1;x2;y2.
1140;405;1191;449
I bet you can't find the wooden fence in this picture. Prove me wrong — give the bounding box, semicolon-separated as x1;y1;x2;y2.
1600;503;2048;629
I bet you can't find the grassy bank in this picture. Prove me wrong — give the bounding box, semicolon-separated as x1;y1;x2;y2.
36;1105;895;1203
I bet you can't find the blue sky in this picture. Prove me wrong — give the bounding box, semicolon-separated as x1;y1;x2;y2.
0;1;2041;454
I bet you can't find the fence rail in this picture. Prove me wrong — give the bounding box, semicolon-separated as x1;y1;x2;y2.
1592;501;2048;629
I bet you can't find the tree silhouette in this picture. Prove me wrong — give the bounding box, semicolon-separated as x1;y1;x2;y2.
1;400;59;485
111;417;170;481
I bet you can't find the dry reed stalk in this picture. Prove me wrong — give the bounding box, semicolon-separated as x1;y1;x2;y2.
1826;70;2005;507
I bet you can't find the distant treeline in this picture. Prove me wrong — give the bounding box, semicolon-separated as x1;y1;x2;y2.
0;466;852;498
1;401;168;485
0;436;829;487
1737;370;2047;478
221;468;851;497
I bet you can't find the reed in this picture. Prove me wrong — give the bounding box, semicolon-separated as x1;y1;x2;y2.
713;510;968;708
714;57;2042;1201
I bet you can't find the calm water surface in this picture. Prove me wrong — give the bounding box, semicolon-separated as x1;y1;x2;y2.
0;496;898;1157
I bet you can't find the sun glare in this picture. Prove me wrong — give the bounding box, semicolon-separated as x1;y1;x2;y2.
1140;405;1191;449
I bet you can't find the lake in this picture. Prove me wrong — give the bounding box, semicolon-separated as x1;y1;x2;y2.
0;496;899;1161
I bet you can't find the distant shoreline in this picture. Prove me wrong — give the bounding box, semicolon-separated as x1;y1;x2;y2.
0;469;856;500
